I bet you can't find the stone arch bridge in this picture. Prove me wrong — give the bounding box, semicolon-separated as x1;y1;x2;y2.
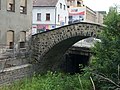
31;22;103;72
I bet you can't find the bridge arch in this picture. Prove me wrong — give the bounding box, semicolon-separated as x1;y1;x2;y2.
31;22;103;73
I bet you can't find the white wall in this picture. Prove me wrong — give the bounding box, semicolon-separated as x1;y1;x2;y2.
32;0;69;34
56;0;69;27
32;7;56;25
32;7;56;34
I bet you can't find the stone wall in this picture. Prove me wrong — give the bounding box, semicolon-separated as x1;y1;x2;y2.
0;64;32;85
0;48;33;85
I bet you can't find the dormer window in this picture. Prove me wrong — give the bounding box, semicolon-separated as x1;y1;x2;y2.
7;0;15;12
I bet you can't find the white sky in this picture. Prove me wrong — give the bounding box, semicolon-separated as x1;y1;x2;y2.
83;0;120;12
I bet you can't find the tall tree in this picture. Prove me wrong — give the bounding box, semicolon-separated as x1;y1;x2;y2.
92;6;120;89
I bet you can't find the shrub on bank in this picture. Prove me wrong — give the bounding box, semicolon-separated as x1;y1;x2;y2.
0;72;92;90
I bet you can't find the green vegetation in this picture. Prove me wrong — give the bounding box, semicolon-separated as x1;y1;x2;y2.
1;6;120;90
0;72;92;90
91;6;120;89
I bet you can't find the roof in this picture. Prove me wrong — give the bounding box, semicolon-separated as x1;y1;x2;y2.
33;0;58;7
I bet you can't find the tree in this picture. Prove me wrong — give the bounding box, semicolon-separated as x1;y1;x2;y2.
91;6;120;89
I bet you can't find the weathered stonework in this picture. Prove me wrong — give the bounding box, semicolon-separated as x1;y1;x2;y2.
0;64;32;85
31;22;103;73
0;48;33;85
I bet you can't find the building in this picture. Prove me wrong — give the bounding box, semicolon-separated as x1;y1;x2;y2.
0;0;32;50
96;11;106;24
67;0;105;24
67;0;96;23
67;0;84;8
68;6;96;24
32;0;69;34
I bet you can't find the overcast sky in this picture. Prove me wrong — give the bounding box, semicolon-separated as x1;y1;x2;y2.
83;0;120;12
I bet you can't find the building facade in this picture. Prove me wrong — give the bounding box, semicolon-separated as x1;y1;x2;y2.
96;11;105;24
85;6;96;23
68;6;96;24
67;0;105;24
0;0;32;50
32;0;69;34
67;0;84;8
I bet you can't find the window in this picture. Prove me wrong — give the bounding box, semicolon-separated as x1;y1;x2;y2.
37;13;41;21
19;31;26;48
7;0;15;12
58;14;60;22
64;5;66;10
46;13;50;21
7;30;14;49
20;0;27;14
20;42;25;48
60;3;62;9
69;16;73;20
65;16;67;23
0;30;1;39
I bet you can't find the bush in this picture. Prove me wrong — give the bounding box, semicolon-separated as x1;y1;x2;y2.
0;72;92;90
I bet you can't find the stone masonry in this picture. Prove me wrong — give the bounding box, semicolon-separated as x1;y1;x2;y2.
31;22;103;73
0;64;32;85
0;49;33;85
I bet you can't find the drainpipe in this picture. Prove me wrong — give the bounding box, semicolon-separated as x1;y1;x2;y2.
55;6;57;28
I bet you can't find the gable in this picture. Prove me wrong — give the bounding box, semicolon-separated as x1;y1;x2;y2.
56;0;67;7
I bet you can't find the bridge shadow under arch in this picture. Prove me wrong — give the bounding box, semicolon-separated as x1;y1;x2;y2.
36;36;89;73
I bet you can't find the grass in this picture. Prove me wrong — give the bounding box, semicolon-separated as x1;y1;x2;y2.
0;72;92;90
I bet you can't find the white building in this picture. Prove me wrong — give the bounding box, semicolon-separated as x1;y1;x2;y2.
32;0;69;34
